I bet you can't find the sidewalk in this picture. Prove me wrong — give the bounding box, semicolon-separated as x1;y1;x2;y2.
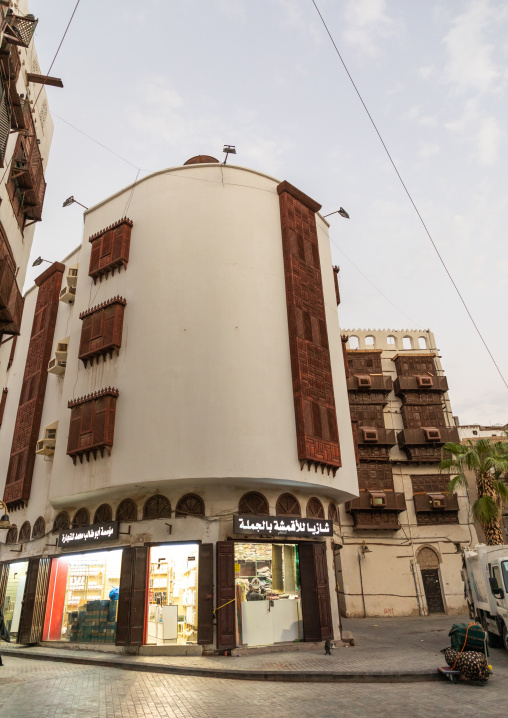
2;615;507;683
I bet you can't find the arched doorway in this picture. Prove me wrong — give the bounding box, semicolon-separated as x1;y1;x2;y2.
417;547;444;613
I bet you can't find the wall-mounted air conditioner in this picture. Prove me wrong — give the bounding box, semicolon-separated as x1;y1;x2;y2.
423;427;441;442
66;265;78;287
416;375;433;388
355;374;372;388
48;357;66;376
59;286;76;304
36;423;58;456
55;337;69;362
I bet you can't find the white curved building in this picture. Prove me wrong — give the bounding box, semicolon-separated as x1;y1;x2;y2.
0;158;358;652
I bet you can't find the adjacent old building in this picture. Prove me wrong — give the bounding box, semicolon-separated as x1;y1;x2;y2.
336;329;476;617
0;158;358;652
0;2;54;421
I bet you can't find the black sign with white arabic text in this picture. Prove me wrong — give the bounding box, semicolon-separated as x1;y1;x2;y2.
59;522;119;548
233;514;332;538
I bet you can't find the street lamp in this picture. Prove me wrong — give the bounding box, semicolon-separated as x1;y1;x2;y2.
32;257;51;267
63;196;88;210
0;501;12;530
323;207;350;219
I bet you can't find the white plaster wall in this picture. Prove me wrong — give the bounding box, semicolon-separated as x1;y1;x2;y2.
0;164;358;518
0;2;54;396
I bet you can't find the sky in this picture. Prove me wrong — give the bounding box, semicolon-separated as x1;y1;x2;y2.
25;0;508;425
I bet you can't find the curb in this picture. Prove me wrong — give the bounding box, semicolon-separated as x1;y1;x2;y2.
0;648;441;683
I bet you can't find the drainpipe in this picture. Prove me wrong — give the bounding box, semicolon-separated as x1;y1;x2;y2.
410;560;423;616
357;548;367;618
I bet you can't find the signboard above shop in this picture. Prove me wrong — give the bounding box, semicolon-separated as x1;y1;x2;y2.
233;514;332;538
58;522;119;548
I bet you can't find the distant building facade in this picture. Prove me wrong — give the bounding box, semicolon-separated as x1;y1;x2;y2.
0;2;54;420
336;329;476;617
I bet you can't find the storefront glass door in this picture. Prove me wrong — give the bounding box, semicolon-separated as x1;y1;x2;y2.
42;549;123;643
2;561;28;639
146;544;199;645
234;543;302;646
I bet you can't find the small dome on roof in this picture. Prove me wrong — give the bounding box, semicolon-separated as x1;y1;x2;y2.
184;155;220;165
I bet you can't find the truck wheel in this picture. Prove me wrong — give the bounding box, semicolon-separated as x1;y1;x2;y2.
503;625;508;652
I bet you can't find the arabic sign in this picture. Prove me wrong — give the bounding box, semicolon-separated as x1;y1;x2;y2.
59;522;119;548
233;514;332;538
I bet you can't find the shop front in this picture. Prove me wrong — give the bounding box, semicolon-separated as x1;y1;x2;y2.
1;561;29;639
217;515;335;651
146;543;199;645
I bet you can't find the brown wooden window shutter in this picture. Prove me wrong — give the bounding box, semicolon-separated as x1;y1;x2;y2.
79;296;126;367
116;546;148;647
88;218;133;283
197;543;214;645
0;387;7;427
67;388;119;463
17;557;51;644
216;541;236;651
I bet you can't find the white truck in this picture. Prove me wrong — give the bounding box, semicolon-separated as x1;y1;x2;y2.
462;545;508;651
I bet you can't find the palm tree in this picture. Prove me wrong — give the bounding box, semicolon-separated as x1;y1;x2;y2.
440;439;508;546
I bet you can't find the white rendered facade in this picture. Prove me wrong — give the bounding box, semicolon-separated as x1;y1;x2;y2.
0;1;54;399
0;161;358;650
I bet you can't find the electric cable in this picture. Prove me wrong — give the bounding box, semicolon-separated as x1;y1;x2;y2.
311;0;508;391
329;236;421;327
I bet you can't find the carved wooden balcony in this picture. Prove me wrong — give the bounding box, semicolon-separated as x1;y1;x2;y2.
346;491;406;530
347;374;393;394
0;258;23;334
413;492;459;525
394;375;449;397
397;427;459;462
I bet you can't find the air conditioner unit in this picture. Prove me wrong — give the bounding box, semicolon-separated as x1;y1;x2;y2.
362;427;379;443
369;491;386;508
355;374;372;388
48;357;66;376
416;375;433;388
55;338;69;362
59;286;76;304
428;493;445;509
423;427;441;442
36;438;55;456
66;265;78;287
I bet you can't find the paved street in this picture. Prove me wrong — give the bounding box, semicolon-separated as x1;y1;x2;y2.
1;616;507;717
0;655;506;718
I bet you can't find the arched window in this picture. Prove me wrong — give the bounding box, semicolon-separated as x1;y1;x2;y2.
73;508;90;527
418;337;427;349
5;525;17;544
116;499;138;522
306;497;325;519
32;516;46;539
417;546;440;569
176;493;205;517
276;493;301;516
348;336;359;350
402;336;412;350
143;495;171;519
53;511;70;533
365;335;375;347
239;492;269;515
19;521;31;543
386;336;396;346
94;504;112;523
328;502;338;524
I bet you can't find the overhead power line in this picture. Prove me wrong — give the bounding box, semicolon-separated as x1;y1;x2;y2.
311;0;508;391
